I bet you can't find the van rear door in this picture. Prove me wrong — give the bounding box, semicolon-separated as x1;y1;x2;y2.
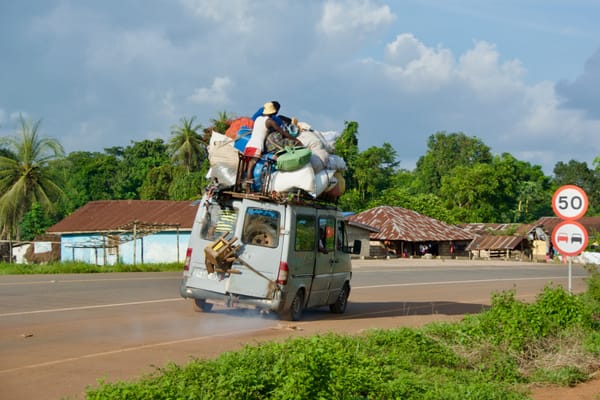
227;199;285;299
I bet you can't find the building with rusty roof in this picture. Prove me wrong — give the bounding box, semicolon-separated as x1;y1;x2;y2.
47;200;198;265
460;223;533;260
346;206;474;258
525;216;600;260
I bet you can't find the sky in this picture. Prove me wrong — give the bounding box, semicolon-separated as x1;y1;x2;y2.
1;0;599;175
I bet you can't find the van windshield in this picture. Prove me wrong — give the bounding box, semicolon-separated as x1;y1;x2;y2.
242;208;280;248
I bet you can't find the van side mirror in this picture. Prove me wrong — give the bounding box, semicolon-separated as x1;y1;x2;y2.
351;240;361;255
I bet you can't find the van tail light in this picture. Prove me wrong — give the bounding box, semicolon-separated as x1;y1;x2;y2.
276;262;288;285
183;248;192;271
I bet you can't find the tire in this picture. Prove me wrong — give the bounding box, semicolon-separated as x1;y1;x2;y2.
192;298;213;312
329;283;350;314
282;290;304;321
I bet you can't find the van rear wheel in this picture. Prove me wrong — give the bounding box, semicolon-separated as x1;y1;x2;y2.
282;290;304;321
329;283;350;314
192;298;213;312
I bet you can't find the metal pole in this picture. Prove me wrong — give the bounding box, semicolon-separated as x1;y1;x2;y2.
568;256;572;293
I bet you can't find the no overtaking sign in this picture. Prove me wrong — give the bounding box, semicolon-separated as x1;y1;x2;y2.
551;185;589;257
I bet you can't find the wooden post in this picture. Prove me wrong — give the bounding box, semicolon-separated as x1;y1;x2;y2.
133;223;137;266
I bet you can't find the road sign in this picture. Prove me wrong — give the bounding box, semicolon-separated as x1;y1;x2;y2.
552;185;588;220
551;220;589;256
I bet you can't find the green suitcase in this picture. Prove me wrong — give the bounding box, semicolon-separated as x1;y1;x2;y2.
275;146;312;172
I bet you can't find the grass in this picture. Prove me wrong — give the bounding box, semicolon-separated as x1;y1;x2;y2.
0;261;183;274
81;264;600;399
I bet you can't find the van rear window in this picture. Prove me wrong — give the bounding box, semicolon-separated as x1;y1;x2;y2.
242;208;280;248
200;204;237;241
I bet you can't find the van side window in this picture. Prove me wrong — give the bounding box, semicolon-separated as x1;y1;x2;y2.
337;220;347;250
201;204;237;241
318;217;335;252
295;215;315;252
242;208;280;248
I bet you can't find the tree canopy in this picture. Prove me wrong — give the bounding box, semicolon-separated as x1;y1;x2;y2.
0;112;597;240
0;116;65;239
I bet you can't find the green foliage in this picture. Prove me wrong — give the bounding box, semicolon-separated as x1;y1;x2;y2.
87;331;527;400
553;160;600;215
530;366;587;386
0;115;65;239
18;203;51;241
0;261;183;274
167;163;209;200
113;139;170;199
210;110;234;134
414;131;492;195
82;274;600;399
168;116;206;172
52;151;121;210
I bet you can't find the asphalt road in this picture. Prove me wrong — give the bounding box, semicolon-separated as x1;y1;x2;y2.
0;258;590;400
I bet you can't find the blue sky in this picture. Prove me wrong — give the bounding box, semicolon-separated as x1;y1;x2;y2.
1;0;599;174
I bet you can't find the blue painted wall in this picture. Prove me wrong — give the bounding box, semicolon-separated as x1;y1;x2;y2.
60;231;191;265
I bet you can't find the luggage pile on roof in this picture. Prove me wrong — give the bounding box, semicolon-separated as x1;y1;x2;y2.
206;103;347;202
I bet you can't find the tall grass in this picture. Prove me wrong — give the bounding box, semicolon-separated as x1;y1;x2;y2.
0;261;183;274
84;266;600;399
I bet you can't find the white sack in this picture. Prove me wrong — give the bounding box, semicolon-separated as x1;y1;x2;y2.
269;164;316;197
320;130;341;149
314;169;338;197
310;148;329;172
208;131;238;167
206;165;237;188
327;154;347;171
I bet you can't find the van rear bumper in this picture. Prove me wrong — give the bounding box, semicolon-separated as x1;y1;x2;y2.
180;280;282;311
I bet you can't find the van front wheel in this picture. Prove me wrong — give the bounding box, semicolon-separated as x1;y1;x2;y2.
329;283;349;314
192;298;213;312
282;290;304;321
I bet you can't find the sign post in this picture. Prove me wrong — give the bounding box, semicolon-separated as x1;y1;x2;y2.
551;185;589;292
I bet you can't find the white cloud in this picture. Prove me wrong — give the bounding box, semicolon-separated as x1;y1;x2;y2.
382;33;454;91
180;0;256;32
318;0;395;36
86;29;176;71
188;77;233;105
456;41;525;96
349;33;600;171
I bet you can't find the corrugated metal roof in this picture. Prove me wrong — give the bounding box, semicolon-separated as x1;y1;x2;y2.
346;219;380;233
460;223;519;234
47;200;198;234
531;216;600;234
346;206;473;242
466;235;528;251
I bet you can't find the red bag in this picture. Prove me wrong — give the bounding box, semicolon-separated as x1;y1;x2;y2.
225;117;254;139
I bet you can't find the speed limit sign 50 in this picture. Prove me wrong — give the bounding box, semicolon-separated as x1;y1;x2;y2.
552;185;589;220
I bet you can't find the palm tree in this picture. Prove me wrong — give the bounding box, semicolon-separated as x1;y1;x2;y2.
168;116;205;172
0;116;65;240
210;110;233;134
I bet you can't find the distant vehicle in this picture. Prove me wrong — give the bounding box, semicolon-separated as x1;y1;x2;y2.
571;233;583;244
557;233;569;243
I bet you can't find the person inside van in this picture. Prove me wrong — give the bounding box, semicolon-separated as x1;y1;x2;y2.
318;227;328;254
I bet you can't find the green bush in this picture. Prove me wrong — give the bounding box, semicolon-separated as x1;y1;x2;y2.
0;261;183;274
83;270;600;399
